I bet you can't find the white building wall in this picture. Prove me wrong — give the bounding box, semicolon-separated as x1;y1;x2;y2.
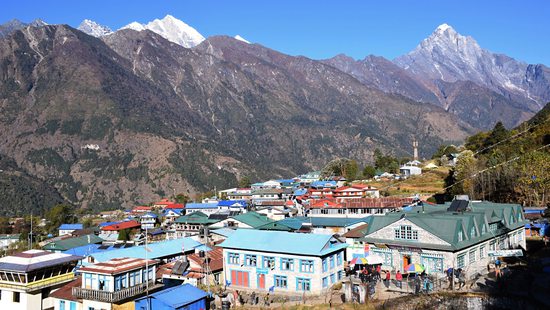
0;289;41;310
368;218;450;247
82;300;112;310
222;248;345;295
53;299;83;310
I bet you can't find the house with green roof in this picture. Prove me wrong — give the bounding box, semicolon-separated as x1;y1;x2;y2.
219;230;347;295
350;200;527;275
42;234;104;253
210;211;275;229
166;211;222;239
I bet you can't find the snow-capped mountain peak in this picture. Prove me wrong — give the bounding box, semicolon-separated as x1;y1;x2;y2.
78;19;113;37
435;23;452;33
234;35;250;44
119;15;204;48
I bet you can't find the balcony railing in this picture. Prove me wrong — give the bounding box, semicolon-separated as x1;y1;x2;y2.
0;273;75;292
72;280;158;303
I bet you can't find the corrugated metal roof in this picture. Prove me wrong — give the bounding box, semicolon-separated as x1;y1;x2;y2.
58;224;83;230
185;203;218;209
135;284;207;307
0;250;82;272
42;234;104;251
88;238;201;263
219;229;347;256
211;228;237;237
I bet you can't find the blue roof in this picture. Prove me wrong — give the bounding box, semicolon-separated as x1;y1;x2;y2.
284;216;368;228
62;244;117;256
219;229;347;256
141;212;158;218
98;221;120;227
293;188;308;196
211;228;237;237
58;224;83;230
217;200;247;207
310;180;337;188
135;284;207;308
163;209;183;215
88;238;202;263
185;203;218;209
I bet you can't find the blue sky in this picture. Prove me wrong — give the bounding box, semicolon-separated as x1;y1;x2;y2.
2;0;549;64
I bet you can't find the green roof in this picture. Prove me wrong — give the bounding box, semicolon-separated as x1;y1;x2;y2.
231;211;274;228
0;234;20;240
360;201;528;252
174;211;220;225
42;234;104;251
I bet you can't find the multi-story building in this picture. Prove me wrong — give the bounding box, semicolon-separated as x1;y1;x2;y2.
0;234;20;250
139;212;158;230
72;257;161;310
0;250;81;310
58;224;84;237
352;200;527;275
219;230;347;295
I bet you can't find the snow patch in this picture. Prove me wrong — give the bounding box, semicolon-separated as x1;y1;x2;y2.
234;35;250;44
78;19;113;37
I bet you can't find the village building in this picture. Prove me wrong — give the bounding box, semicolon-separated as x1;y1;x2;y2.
152;198;177;209
251;188;284;201
226;188;252;201
139;212;158;230
352;200;527;275
71;257;161;310
217;200;248;213
166;211;221;239
159;247;224;287
185;203;219;215
0;234;20;250
305;197;413;218
0;250;81;310
219;230;347;295
43;234;104;253
162;208;183;225
210;211;275;229
99;220;141;240
400;165;422;177
296;171;321;185
58;224;84;237
130;206;152;214
255;201;296;221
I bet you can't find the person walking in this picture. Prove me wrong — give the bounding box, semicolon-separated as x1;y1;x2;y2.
396;270;403;289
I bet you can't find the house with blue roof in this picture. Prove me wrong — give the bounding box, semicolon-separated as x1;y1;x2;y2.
185;203;219;215
58;223;84;236
135;283;207;310
219;230;347;295
140;212;158;230
217;200;248;212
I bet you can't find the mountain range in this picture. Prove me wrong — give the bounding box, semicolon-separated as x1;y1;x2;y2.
0;15;548;214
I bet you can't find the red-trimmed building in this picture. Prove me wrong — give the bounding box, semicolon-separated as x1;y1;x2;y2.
99;220;141;239
131;206;152;214
305;198;413;218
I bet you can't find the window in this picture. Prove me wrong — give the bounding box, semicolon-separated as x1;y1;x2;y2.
394;225;419;240
13;291;20;303
322;277;328;288
489;223;498;232
470;226;476;238
274;275;287;288
337;270;343;280
481;224;486;234
70;302;76;310
228;253;240;265
458;231;463;242
480;245;486;259
281;258;294;271
457;254;465;268
245;255;257;267
60;300;66;310
469;249;476;263
296;278;311;291
337;252;343;265
263;256;275;269
300;260;314;273
322;258;328;272
84;273;93;289
489;240;496;251
329;256;335;269
518;231;524;241
330;273;335;283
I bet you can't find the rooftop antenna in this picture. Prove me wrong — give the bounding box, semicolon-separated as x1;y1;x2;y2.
28;211;33;250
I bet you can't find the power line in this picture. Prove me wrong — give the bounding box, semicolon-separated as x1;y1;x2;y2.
472;123;540;156
442;143;550;192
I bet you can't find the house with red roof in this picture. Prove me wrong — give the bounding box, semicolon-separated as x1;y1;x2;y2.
131;206;152;214
153;199;176;209
99;220;141;240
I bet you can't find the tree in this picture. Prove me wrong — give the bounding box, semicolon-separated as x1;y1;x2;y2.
118;229;130;241
320;158;358;180
373;149;399;173
238;176;252;188
481;121;509;152
344;160;359;181
431;145;458;159
514;151;550;207
445;150;478;199
362;165;376;179
174;193;190;204
45;204;76;234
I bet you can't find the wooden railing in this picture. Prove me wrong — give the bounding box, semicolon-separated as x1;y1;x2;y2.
72;280;156;303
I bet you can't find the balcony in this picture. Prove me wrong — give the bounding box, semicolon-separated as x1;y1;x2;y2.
72;280;160;303
0;273;75;292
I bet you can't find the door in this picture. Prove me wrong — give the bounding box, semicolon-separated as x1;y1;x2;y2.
403;255;411;271
258;274;266;289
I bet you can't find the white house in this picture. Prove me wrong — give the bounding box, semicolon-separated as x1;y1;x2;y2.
0;234;20;250
399;165;422;177
58;224;83;236
219;230;347;295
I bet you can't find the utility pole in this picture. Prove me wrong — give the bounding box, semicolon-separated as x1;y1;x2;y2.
28;212;33;250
